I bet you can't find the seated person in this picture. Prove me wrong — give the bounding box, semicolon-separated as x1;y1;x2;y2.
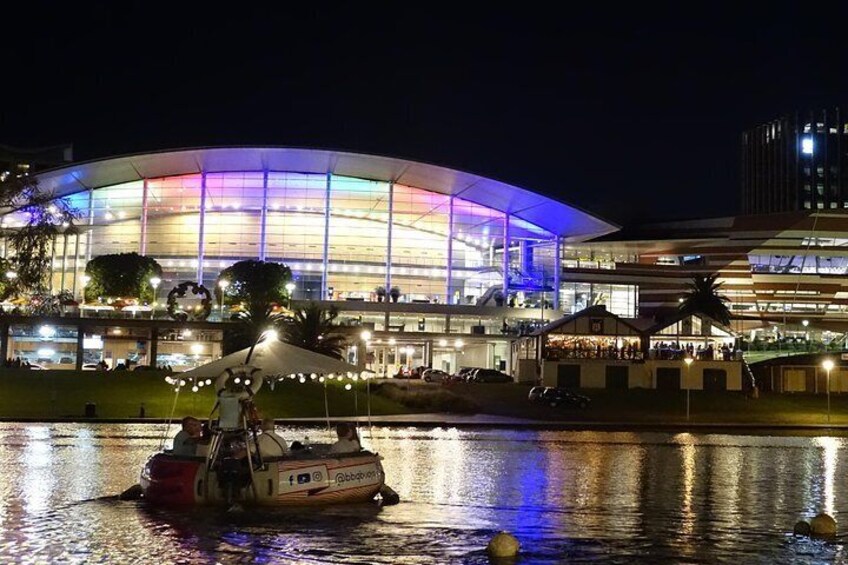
256;417;288;458
172;416;202;456
329;422;362;454
195;421;213;457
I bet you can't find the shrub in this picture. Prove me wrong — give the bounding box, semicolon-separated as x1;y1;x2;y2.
373;382;478;413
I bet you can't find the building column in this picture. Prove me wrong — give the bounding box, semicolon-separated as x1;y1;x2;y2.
502;213;511;293
259;170;269;261
0;322;8;363
140;178;149;255
85;188;94;262
150;326;159;368
553;235;561;310
322;173;332;300
197;172;207;283
445;196;455;304
75;324;84;370
385;181;394;293
72;231;81;300
424;340;433;368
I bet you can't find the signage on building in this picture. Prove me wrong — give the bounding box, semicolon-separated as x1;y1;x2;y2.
590;318;604;334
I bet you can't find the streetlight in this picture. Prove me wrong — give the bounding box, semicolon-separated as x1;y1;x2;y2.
218;279;230;319
285;281;296;302
684;356;694;421
823;358;835;424
360;329;372;342
149;277;161;319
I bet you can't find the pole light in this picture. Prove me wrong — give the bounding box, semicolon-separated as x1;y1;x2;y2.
684;356;694;421
149;277;161;319
218;279;230;318
823;358;835;424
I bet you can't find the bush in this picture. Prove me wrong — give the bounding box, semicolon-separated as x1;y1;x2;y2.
373;382;478;413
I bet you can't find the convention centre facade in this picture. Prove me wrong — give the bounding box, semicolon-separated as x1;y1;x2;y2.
1;147;620;374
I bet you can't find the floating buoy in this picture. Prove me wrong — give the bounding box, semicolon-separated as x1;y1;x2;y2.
379;485;400;506
793;520;811;536
810;513;837;537
118;484;144;501
487;531;520;558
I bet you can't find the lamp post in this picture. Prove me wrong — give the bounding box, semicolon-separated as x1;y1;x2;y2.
218;279;230;320
149;277;161;320
823;358;834;424
285;281;296;307
684;356;694;421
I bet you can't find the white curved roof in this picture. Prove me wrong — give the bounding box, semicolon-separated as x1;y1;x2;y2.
34;147;617;240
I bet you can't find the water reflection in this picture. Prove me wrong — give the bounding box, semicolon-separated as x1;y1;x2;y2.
1;424;848;562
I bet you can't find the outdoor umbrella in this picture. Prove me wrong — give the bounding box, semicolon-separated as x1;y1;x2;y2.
179;338;362;381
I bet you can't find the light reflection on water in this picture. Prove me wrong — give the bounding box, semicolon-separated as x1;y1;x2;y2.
0;424;848;562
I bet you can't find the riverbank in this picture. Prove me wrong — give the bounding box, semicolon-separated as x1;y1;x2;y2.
1;369;847;429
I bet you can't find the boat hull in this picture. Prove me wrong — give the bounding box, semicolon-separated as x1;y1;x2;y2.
140;451;385;507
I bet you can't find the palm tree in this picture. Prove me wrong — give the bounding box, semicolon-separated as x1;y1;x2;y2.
678;274;731;326
281;302;347;359
235;303;285;363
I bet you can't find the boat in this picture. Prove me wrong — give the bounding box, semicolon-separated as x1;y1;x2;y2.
140;447;385;507
139;363;388;507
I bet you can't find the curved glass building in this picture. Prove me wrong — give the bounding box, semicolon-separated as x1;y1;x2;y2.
23;147;615;305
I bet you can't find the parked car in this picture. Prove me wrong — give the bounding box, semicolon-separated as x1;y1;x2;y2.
537;387;590;409
471;368;514;383
422;369;450;383
528;386;547;402
82;363;100;371
455;367;480;382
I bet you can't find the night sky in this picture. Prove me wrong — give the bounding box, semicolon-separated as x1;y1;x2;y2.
3;5;848;225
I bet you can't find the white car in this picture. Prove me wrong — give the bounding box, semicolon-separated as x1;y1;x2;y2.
422;369;450;383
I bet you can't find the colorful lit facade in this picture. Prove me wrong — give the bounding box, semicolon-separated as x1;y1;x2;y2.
25;147;615;306
1;147;617;375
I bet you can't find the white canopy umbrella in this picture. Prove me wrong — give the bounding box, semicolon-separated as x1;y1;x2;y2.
179;338;363;381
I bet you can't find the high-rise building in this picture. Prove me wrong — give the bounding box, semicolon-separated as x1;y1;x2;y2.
741;108;848;214
0;144;73;181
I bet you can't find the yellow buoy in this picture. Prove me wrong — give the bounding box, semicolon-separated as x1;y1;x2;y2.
487;531;520;558
810;513;837;537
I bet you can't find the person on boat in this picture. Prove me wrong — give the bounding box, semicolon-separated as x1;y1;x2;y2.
256;418;288;458
195;421;213;457
216;378;253;431
329;422;361;454
172;416;202;455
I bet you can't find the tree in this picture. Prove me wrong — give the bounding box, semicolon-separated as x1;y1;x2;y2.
281;302;347;359
0;173;77;293
215;260;292;314
84;252;163;302
678;274;731;326
216;260;293;360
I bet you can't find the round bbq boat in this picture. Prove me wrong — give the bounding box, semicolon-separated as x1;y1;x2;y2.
140;447;385;507
139;364;387;507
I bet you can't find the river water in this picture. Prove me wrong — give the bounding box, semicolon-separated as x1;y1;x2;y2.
0;423;847;563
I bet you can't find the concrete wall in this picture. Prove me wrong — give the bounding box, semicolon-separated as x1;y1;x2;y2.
541;359;743;391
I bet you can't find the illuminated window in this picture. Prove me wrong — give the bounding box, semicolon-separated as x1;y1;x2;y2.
802;137;814;155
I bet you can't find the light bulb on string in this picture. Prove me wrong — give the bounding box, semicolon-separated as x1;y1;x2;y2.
344;383;352;391
192;386;199;392
319;376;325;383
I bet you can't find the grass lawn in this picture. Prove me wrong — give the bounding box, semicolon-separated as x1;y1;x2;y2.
0;370;413;420
3;369;848;426
445;382;848;426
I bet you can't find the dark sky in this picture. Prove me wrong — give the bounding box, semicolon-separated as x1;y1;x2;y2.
3;4;848;225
